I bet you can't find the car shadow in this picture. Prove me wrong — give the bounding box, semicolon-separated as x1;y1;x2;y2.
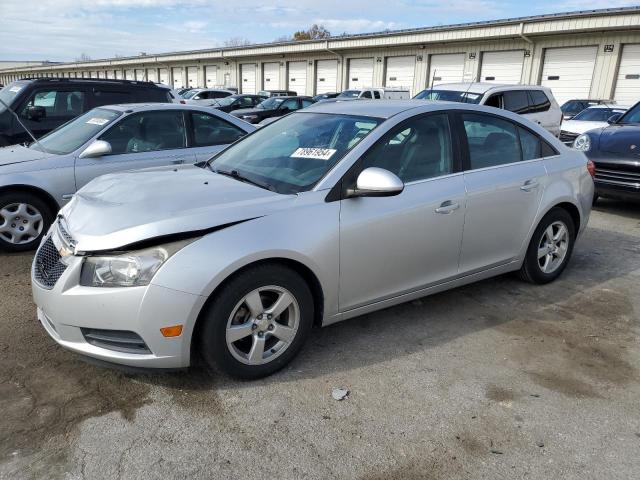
593;197;640;219
138;221;640;394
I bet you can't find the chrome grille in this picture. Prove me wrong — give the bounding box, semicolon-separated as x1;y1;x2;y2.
595;167;640;188
559;131;579;144
57;218;75;247
33;236;67;289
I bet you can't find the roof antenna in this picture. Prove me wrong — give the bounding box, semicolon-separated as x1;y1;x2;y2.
0;97;49;153
463;74;477;103
430;68;437;89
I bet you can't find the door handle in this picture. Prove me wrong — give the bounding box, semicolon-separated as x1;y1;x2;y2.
435;201;460;214
520;180;539;192
171;159;185;164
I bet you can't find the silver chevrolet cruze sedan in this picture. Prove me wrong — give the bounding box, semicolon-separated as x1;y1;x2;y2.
32;101;594;379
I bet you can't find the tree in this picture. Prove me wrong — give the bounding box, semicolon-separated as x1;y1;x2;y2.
293;24;331;41
75;52;91;62
224;37;251;47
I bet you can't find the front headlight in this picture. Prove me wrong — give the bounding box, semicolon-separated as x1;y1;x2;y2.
80;238;194;288
573;134;591;152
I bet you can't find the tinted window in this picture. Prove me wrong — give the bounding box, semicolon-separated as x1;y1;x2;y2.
463;113;520;169
211;91;231;99
484;94;501;108
529;90;551;113
100;110;186;154
361;114;453;183
21;90;84;118
94;90;132;106
503;91;530;114
301;99;314;108
572;108;620;122
361;91;372;99
279;98;298;110
373;91;381;99
616;102;640;124
191;112;246;146
518;127;541;160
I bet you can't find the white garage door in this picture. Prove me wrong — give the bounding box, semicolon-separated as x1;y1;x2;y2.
241;64;257;94
385;56;416;95
159;68;169;85
316;60;338;94
134;69;144;81
480;50;524;84
125;69;134;80
115;70;123;80
348;58;374;90
614;44;640;104
172;68;183;88
541;46;597;106
263;62;280;90
106;71;113;79
428;53;465;87
205;65;217;87
146;68;157;83
288;61;307;95
187;67;198;88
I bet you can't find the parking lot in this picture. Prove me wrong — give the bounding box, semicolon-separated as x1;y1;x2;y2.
0;199;636;480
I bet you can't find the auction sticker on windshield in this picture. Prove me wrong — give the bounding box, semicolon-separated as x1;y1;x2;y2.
291;147;336;160
9;86;22;93
86;118;110;126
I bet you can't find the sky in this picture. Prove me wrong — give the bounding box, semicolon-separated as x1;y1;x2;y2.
0;0;638;62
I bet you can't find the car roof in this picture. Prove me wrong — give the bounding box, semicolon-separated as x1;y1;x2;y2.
97;103;220;113
428;82;548;94
305;99;453;118
584;104;629;109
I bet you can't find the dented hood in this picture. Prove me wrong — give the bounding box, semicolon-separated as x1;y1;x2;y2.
61;164;294;252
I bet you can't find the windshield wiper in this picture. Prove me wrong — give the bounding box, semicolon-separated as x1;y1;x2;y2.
215;169;274;192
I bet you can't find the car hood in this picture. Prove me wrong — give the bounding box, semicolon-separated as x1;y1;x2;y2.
0;144;55;167
596;124;640;156
561;120;607;135
60;164;294;252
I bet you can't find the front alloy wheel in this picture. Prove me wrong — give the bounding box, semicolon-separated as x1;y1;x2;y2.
200;264;313;379
0;192;53;252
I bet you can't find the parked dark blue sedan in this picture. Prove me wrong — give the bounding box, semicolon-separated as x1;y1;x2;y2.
574;101;640;202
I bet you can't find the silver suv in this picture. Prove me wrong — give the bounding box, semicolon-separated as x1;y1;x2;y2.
0;103;254;251
32;100;594;379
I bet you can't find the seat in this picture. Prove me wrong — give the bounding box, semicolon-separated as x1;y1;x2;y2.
398;127;445;182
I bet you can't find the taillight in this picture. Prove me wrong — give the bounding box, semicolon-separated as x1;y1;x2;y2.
587;160;596;178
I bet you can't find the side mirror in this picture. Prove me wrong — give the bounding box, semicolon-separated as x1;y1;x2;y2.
79;140;112;159
348;167;404;198
607;113;621;124
26;106;46;121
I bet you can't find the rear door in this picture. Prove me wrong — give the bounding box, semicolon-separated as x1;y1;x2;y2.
458;111;549;273
74;109;193;190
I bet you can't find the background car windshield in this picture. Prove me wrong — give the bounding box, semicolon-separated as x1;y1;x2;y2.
213;97;235;106
414;89;483;104
572;108;620;122
0;81;28;111
210;112;380;194
30;108;121;155
617;103;640;124
337;90;361;98
182;90;200;99
259;97;285;109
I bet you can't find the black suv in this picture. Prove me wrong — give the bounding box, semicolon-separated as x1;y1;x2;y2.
0;78;173;146
231;96;315;124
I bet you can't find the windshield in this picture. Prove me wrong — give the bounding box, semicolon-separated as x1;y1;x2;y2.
337;90;361;99
30;108;121;155
414;89;483;104
258;97;285;109
0;81;28;112
617;103;640;124
572;107;622;122
182;90;200;99
209;112;381;194
212;96;236;107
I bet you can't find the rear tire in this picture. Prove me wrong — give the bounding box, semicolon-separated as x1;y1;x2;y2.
519;207;575;285
199;264;314;379
0;191;54;252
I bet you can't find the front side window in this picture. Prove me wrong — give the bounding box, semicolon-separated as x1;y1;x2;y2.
361;114;453;183
30;108;121;155
463;113;521;169
301;99;314;108
21;90;85;118
616;103;640;124
502;91;530;114
361;91;372;99
191;112;246;146
279;98;299;111
259;97;285;109
210;112;381;194
100;110;186;154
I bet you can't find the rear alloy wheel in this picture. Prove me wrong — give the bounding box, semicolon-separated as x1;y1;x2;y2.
519;208;575;284
0;193;54;252
200;264;313;379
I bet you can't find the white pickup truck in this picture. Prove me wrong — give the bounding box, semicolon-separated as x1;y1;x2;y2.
336;87;411;100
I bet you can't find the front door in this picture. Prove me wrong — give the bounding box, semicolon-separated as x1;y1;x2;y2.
458;112;547;273
74;109;193;190
339;113;466;311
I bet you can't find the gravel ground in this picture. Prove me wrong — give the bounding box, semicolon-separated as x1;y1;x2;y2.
1;199;639;480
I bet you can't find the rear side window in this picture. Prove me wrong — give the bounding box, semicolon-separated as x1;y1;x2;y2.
142;88;172;103
94;90;132;106
528;90;551;113
190;112;246;146
502;91;530;114
361;91;372;99
518;127;541;160
462;113;521;169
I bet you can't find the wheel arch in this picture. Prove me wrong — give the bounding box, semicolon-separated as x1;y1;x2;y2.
189;256;325;363
0;184;60;216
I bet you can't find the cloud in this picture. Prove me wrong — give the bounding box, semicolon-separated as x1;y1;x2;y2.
312;18;399;33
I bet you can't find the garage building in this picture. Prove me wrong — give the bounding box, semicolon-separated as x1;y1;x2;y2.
1;7;640;105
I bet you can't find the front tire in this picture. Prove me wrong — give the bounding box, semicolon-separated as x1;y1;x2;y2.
519;208;575;284
0;192;54;252
199;264;314;379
